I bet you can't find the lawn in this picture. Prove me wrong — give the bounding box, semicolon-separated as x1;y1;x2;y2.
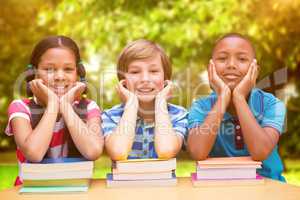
1;151;300;191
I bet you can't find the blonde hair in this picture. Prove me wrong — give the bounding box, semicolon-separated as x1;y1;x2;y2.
117;39;172;80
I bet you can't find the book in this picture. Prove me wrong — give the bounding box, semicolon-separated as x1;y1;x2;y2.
106;173;177;188
22;170;93;180
112;158;176;173
23;179;90;187
21;157;93;180
22;157;93;173
196;168;257;180
19;186;88;194
196;156;262;166
112;171;174;180
191;173;265;187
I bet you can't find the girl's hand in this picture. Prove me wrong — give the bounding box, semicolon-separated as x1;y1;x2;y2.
30;79;59;109
156;80;173;101
116;80;138;105
60;82;86;105
208;59;231;106
232;59;258;102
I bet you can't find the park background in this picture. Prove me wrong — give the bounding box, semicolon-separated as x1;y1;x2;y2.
0;0;300;190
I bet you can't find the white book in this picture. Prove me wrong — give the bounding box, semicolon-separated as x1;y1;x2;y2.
21;162;93;173
22;170;93;180
113;171;174;180
196;168;257;180
106;173;177;188
113;158;176;173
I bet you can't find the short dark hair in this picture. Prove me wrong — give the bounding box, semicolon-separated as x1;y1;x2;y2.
212;32;256;58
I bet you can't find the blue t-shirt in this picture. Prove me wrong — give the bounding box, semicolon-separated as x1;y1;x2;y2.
188;88;286;181
102;103;188;159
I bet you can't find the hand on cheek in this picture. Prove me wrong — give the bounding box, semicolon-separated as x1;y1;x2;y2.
232;59;258;102
156;80;173;101
208;59;231;106
116;79;138;104
30;79;59;109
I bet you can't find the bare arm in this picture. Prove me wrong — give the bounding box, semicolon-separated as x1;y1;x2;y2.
105;81;138;160
187;60;231;160
12;79;59;162
60;82;104;160
233;97;279;160
154;81;183;159
232;60;279;160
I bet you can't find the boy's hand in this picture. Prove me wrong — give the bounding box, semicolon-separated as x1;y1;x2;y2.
156;80;173;101
208;59;231;107
232;59;258;102
116;80;138;105
30;79;59;110
60;82;86;105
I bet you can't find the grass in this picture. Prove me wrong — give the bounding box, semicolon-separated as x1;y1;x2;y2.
1;151;300;191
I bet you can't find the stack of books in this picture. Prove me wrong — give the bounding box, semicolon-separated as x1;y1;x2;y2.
191;156;264;187
106;158;177;187
20;157;93;193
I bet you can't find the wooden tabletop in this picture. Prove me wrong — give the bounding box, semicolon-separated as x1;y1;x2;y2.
1;177;300;200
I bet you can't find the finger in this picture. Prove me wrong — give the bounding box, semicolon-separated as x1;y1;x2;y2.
250;60;257;80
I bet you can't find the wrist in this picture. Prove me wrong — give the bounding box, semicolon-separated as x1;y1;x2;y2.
46;101;59;114
59;100;72;115
125;95;138;110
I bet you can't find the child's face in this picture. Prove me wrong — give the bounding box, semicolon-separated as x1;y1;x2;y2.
212;37;255;90
36;47;77;97
124;53;165;103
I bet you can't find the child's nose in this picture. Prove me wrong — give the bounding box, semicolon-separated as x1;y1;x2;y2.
227;57;237;69
141;71;150;82
54;70;65;80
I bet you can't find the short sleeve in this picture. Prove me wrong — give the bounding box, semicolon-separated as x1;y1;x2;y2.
86;100;101;120
5;100;31;136
261;96;286;135
169;105;188;139
101;106;123;137
188;97;212;129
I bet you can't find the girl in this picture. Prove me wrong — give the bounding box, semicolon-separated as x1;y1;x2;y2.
187;33;286;181
5;35;104;185
102;39;188;160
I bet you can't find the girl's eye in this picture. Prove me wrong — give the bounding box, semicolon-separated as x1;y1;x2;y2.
239;57;248;62
129;71;139;74
65;67;75;72
44;68;54;73
217;57;226;62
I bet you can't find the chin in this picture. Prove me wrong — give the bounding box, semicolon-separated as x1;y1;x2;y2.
137;94;156;103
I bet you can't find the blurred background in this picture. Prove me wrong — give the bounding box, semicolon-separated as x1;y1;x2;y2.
1;0;300;190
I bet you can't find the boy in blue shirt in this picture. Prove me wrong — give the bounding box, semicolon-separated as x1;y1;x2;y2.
102;39;188;160
187;33;286;181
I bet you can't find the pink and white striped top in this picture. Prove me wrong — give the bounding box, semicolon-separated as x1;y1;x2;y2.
5;98;101;185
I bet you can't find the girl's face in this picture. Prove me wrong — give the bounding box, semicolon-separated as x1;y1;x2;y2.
36;47;77;97
124;53;165;103
212;37;255;90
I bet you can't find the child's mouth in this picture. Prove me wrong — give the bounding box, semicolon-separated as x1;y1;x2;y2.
136;88;155;94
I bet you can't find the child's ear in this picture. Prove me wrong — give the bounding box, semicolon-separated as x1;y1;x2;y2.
120;79;127;88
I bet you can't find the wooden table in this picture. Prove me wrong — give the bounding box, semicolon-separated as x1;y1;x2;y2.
1;177;300;200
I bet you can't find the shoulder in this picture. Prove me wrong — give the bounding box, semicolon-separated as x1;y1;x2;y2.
8;99;31;116
101;104;124;123
251;88;285;109
189;93;216;112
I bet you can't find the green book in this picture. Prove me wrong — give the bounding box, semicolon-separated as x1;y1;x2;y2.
19;186;88;194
